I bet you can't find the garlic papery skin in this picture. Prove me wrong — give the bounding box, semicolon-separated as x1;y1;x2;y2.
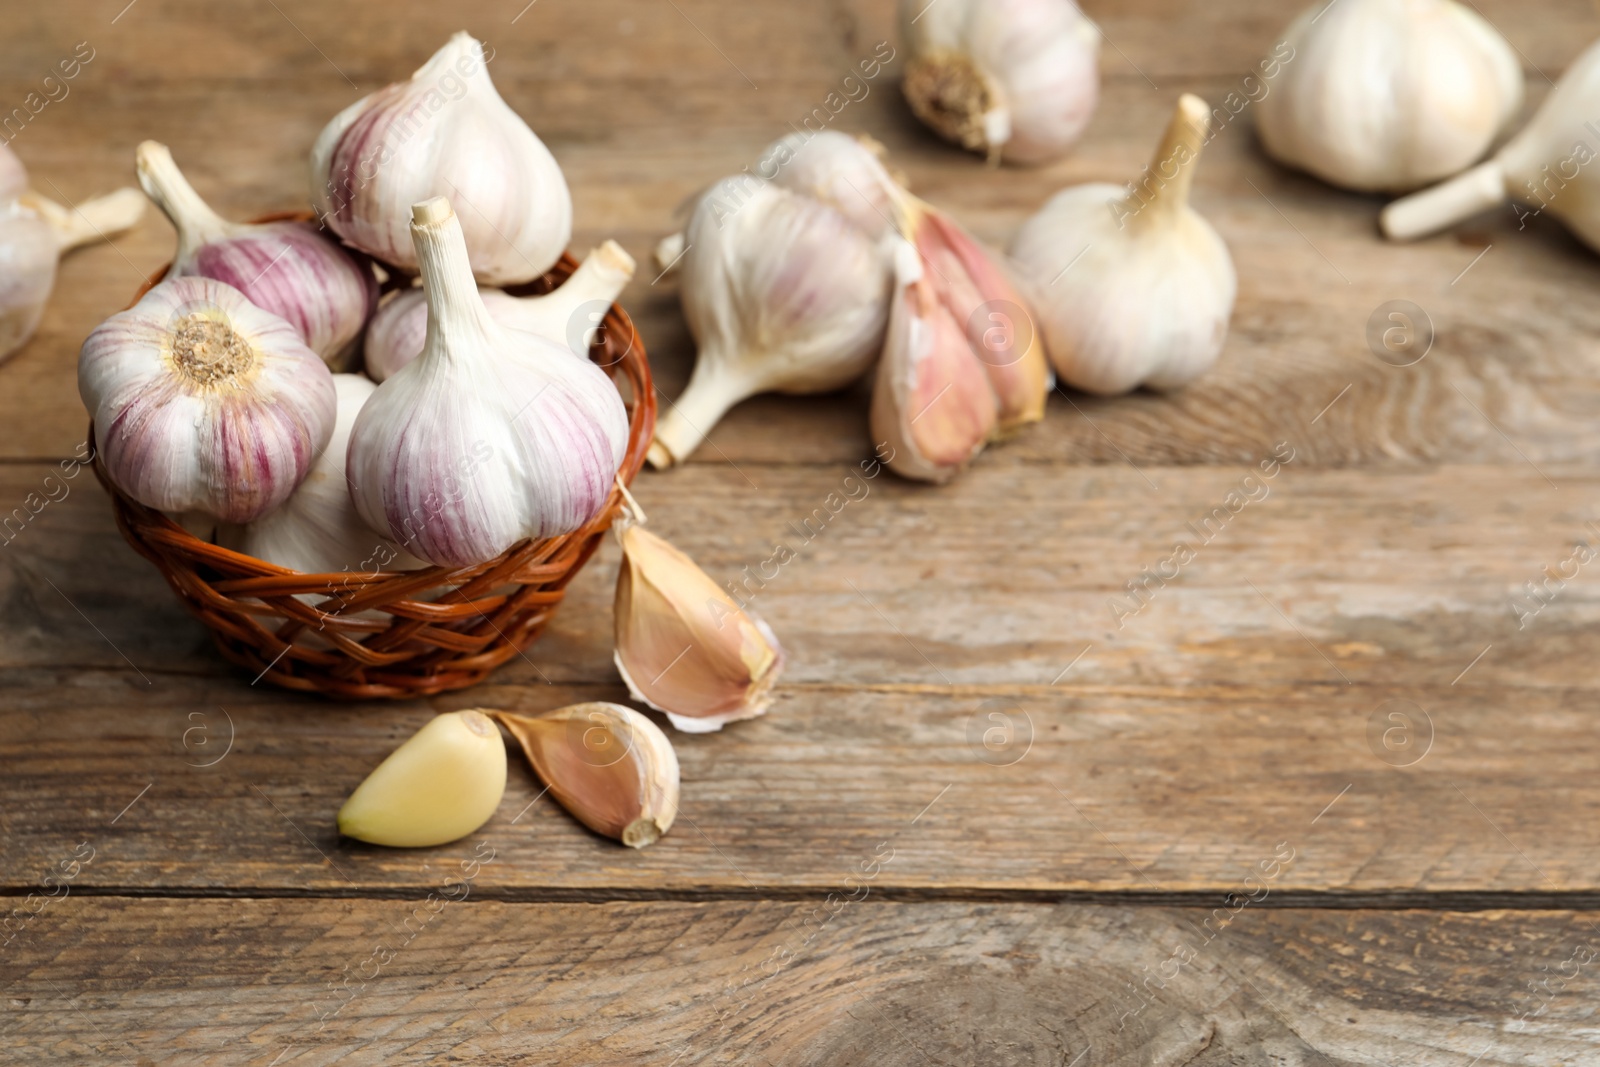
1382;37;1600;248
310;32;571;286
79;275;337;523
765;130;901;240
647;176;890;469
219;374;424;574
495;704;679;848
1009;94;1236;396
899;0;1100;165
613;512;785;733
346;197;628;568
1257;0;1521;194
137;141;376;368
363;240;636;382
338;710;507;848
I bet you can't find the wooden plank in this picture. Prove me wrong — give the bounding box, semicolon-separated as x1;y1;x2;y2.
2;898;1595;1064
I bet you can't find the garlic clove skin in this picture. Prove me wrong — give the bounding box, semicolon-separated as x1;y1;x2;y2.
495;704;678;848
764;130;902;240
613;516;785;733
648;176;891;469
1010;94;1236;396
363;240;635;382
900;0;1101;165
338;709;507;848
137;141;376;369
1257;0;1522;194
346;197;629;568
310;32;572;286
79;275;337;523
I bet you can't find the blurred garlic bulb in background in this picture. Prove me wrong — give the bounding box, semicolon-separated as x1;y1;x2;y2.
646;176;890;468
79;276;336;522
363;240;635;381
899;0;1101;165
765;130;901;239
1010;94;1236;395
346;198;628;568
138;141;376;368
0;143;143;362
1257;0;1522;193
311;32;571;285
220;374;423;574
1383;37;1600;249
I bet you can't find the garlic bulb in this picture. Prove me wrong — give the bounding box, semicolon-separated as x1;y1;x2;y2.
79;275;336;523
338;709;507;848
1383;36;1600;248
613;508;785;733
495;704;679;848
899;0;1101;165
310;32;571;285
0;143;144;362
766;130;901;240
346;197;628;568
137;141;376;368
647;175;890;468
363;240;635;382
1257;0;1522;194
1009;94;1236;396
219;374;423;573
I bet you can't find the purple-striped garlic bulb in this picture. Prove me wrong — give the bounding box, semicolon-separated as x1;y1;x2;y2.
345;197;629;569
78;276;337;523
136;141;376;369
363;239;635;382
310;32;571;286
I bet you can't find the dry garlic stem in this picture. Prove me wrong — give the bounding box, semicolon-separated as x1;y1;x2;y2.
496;704;679;848
338;710;507;848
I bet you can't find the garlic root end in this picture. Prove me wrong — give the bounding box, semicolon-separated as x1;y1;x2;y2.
1380;161;1505;241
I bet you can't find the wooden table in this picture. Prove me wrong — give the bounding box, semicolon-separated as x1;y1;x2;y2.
5;1;1600;1062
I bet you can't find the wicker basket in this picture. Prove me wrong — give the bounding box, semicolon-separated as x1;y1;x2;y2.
94;220;654;700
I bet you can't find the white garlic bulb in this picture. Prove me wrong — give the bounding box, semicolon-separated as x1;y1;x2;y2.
363;240;635;382
1010;94;1236;396
648;176;891;468
765;130;901;240
137;141;376;368
310;32;571;285
220;374;423;574
899;0;1100;165
346;197;629;569
79;276;337;523
1257;0;1522;193
1383;36;1600;248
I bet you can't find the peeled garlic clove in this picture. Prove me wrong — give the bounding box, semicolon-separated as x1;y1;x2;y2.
1010;94;1236;396
1383;37;1600;248
137;141;376;368
496;704;678;848
311;32;571;285
613;515;784;733
338;709;507;848
363;240;635;382
79;276;336;523
347;198;629;568
900;0;1100;165
648;176;891;469
1258;0;1521;194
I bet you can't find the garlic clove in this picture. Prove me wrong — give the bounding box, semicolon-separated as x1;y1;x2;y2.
137;141;377;368
338;709;507;848
1258;0;1522;194
495;704;679;848
1009;94;1236;395
899;0;1101;165
613;514;785;733
871;239;1000;482
647;176;891;469
79;275;337;523
346;197;629;568
363;240;635;382
311;32;571;286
